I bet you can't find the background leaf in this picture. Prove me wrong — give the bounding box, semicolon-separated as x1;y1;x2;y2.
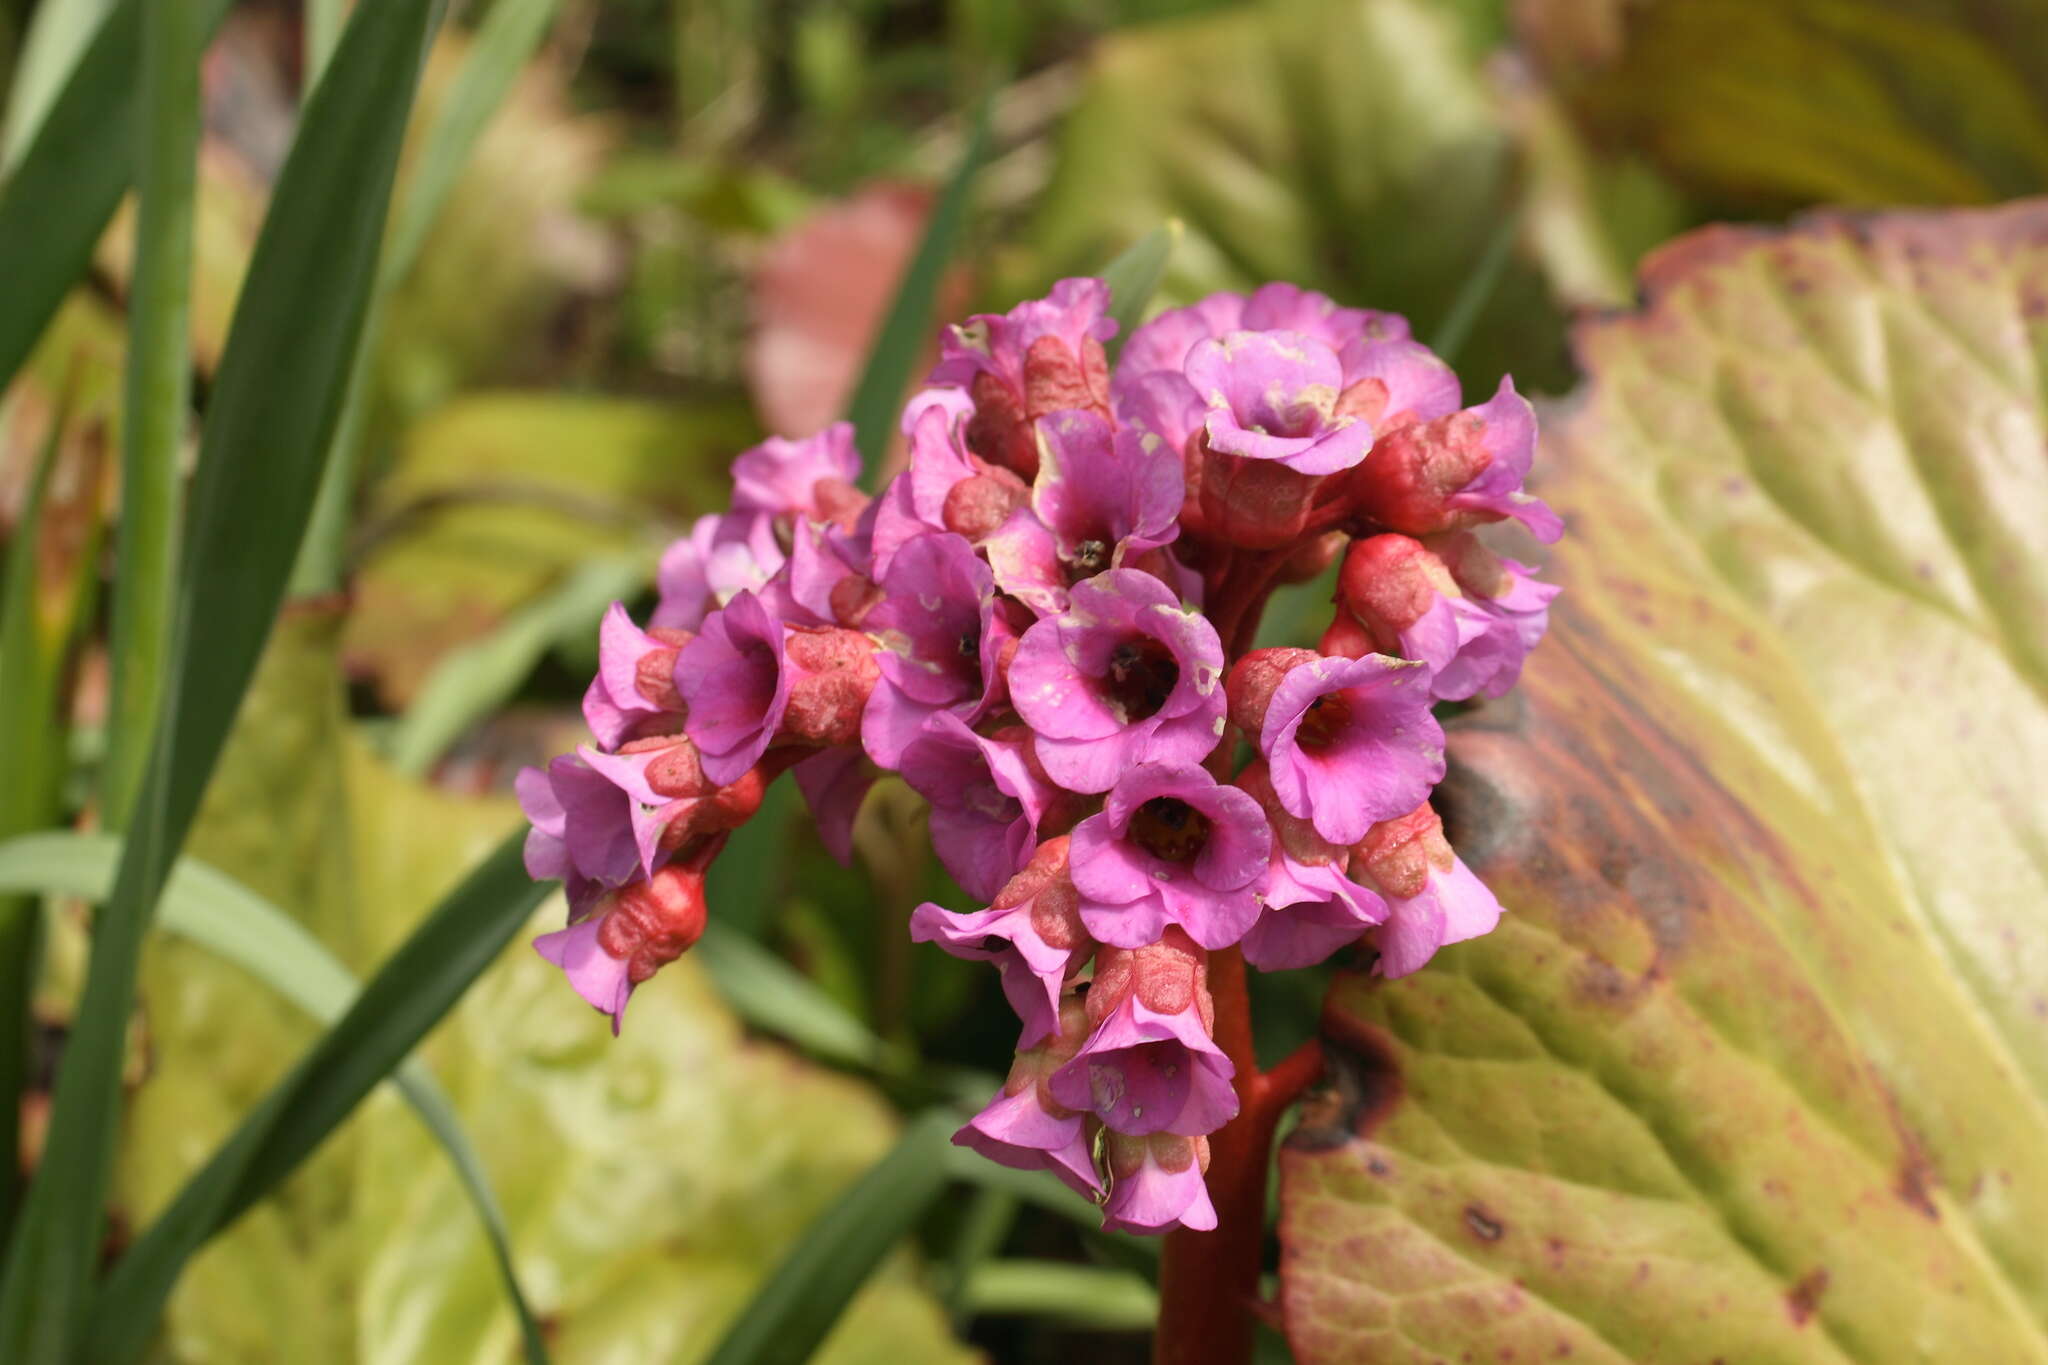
1030;0;1571;394
1276;200;2048;1361
1517;0;2048;213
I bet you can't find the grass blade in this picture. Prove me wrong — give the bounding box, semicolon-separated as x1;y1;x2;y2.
81;832;548;1365
844;98;992;481
0;0;117;168
389;552;648;777
1426;205;1523;369
693;922;894;1071
705;1108;957;1365
384;0;564;287
957;1260;1157;1330
0;417;67;1248
0;0;235;396
291;0;566;599
102;0;201;828
0;0;444;1352
0;831;550;1365
1098;219;1181;352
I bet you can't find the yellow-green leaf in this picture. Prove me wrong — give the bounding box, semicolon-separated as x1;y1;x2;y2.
1278;202;2048;1360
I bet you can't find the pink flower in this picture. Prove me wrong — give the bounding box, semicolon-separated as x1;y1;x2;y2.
983;408;1182;615
1116;283;1403;388
1185;330;1372;476
680;591;878;785
910;838;1092;1047
953;996;1102;1199
869;405;1023;579
791;747;875;865
582;603;689;749
918;277;1117;480
1331;336;1461;430
1100;1131;1216;1235
859;531;1016;767
1228;648;1444;846
1234;761;1385;971
653;513;789;632
1351;803;1503;977
900;716;1060;901
533;862;709;1033
1067;763;1269;950
729;421;861;521
1324;533;1522;702
1352;378;1560;543
1049;929;1237;1136
1008;569;1224;793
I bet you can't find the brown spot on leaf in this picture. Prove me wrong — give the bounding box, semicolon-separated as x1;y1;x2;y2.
1786;1267;1830;1325
1464;1204;1505;1241
1289;1005;1402;1151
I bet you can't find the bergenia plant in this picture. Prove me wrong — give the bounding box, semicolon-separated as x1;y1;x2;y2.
519;275;1557;1317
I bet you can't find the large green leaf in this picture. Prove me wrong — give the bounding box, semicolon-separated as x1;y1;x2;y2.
342;392;751;706
1517;0;2048;213
1030;0;1571;393
1276;202;2048;1359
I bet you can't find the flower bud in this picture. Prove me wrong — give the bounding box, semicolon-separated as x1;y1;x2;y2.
1225;647;1319;737
1100;1130;1216;1235
1194;448;1318;551
942;469;1030;541
1351;802;1503;977
780;624;881;748
1333;533;1461;656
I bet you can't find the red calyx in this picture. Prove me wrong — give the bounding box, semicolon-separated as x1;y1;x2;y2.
596;863;709;984
1349;409;1496;536
1225;647;1318;738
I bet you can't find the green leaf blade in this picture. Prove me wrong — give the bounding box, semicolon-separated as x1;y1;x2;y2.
0;0;445;1351
103;0;202;829
706;1108;958;1365
844;100;991;480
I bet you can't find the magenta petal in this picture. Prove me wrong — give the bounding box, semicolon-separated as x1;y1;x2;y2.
793;747;874;865
954;1099;1101;1200
1102;1154;1216;1234
1376;856;1504;977
534;917;633;1032
730;422;858;518
1262;654;1445;845
1337;336;1461;424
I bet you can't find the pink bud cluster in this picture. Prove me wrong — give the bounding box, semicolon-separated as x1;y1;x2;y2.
519;278;1558;1232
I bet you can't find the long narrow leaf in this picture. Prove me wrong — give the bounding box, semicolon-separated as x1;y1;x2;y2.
1098;219;1181;352
103;0;200;827
83;833;548;1365
693;923;895;1071
389;552;648;776
844;99;991;480
0;0;235;396
0;0;117;167
0;0;444;1353
705;1108;958;1365
0;832;549;1362
0;417;65;1249
957;1260;1158;1330
291;0;565;599
384;0;564;286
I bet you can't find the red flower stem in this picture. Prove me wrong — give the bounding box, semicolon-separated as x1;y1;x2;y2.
1153;948;1324;1365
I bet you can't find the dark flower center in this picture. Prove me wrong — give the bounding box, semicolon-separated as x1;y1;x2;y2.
1103;636;1179;722
1294;689;1352;752
957;628;982;660
1069;538;1110;574
1131;797;1209;864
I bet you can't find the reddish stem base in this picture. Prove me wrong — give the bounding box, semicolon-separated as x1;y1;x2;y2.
1153;949;1323;1365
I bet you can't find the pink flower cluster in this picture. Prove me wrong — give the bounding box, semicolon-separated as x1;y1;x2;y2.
519;278;1558;1234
